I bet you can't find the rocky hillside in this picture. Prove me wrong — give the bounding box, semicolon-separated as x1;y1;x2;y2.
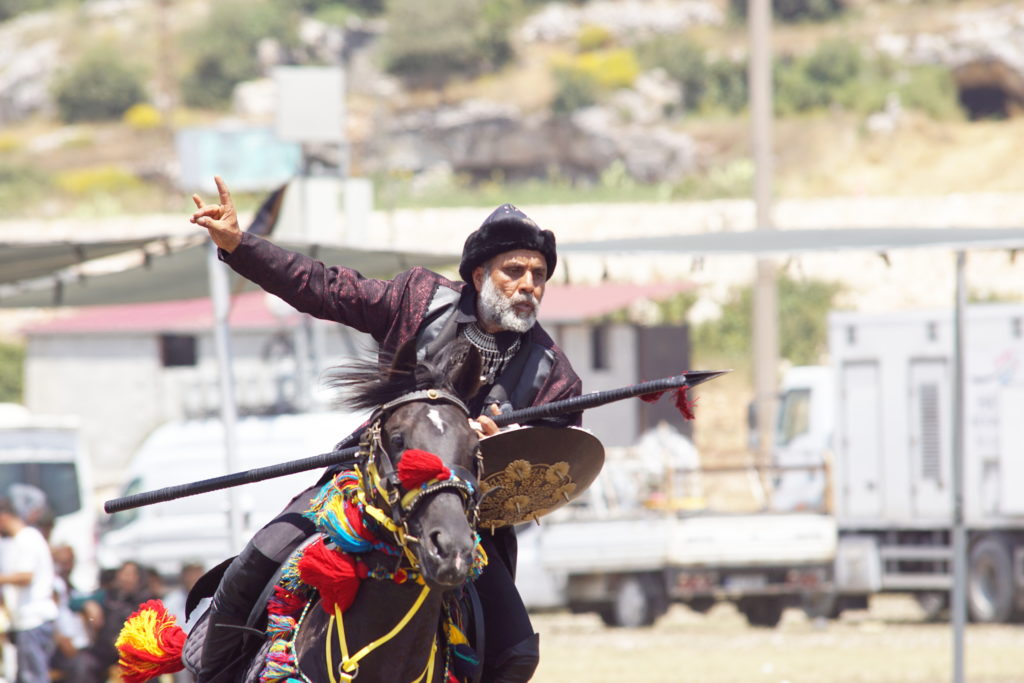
2;0;1024;219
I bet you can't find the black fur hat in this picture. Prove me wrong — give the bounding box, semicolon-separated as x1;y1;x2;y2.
459;204;557;288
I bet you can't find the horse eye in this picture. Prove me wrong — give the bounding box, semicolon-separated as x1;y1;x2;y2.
389;433;405;451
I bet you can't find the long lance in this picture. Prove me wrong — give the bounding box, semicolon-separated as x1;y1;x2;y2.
104;369;728;514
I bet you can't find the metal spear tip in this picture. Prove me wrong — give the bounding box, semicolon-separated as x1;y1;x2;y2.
682;369;732;388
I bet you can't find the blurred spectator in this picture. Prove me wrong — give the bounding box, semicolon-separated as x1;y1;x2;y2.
31;509;55;544
49;545;91;679
145;567;168;602
7;485;46;529
164;562;208;633
0;495;58;683
63;561;153;683
164;562;207;683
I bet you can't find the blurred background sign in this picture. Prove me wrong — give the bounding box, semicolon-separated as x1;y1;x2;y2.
176;126;302;194
274;66;345;144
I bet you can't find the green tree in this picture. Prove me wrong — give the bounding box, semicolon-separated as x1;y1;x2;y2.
637;36;748;114
180;0;298;109
0;341;24;404
381;0;523;86
637;35;708;111
692;275;844;366
290;0;384;14
0;0;54;22
731;0;844;23
52;45;148;123
704;58;748;113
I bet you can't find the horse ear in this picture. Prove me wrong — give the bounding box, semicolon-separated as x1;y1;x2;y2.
449;343;484;401
389;338;419;380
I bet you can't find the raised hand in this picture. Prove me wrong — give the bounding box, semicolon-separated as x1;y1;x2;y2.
190;175;242;253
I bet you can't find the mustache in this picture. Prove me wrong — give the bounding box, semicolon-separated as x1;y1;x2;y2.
508;292;539;307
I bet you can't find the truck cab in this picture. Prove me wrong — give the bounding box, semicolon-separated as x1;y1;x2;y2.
770;366;833;513
0;403;98;590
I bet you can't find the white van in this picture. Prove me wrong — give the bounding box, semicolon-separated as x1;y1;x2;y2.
98;410;367;578
0;403;98;590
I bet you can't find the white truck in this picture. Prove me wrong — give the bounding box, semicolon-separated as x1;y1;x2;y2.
516;427;838;628
98;410;367;578
772;303;1024;622
0;404;98;590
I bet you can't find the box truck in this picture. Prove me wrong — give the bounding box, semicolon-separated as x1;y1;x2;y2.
773;303;1024;622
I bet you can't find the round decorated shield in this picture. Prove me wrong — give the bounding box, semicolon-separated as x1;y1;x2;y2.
477;426;604;529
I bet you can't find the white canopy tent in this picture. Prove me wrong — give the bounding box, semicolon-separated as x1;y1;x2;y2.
0;235;457;308
1;188;459;554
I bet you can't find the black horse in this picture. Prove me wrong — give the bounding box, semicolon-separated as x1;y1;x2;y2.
234;338;487;683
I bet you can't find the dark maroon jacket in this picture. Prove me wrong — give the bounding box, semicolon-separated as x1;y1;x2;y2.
219;233;582;424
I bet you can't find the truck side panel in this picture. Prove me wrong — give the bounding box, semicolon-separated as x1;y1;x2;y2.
907;358;951;519
838;361;883;519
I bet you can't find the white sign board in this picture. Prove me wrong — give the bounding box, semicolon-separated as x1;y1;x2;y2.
176;126;302;193
274;66;345;144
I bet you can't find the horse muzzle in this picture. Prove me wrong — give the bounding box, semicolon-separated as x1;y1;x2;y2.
410;493;476;590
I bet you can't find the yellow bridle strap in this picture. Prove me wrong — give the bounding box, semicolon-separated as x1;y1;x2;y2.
368;460;393;506
412;637;439;683
327;583;432;683
351;485;401;535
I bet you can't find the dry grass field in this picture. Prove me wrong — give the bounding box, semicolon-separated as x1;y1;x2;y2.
532;596;1024;683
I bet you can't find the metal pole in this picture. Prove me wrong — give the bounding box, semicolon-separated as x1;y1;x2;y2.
749;0;779;482
951;250;967;683
207;241;243;553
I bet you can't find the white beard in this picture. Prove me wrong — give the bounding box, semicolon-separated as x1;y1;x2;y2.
478;274;539;333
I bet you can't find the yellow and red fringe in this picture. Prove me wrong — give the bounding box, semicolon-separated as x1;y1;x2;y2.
115;599;187;683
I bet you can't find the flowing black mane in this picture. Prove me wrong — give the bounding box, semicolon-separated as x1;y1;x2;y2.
330;338;482;412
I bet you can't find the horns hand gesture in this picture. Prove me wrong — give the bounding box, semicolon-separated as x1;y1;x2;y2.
190;175;242;253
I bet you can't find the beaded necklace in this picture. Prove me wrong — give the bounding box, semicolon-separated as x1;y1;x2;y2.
459;323;522;384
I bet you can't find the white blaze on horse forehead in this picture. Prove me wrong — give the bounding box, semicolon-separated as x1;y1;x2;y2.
426;408;446;434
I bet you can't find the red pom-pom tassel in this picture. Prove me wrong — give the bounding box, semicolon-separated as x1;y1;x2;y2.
398;448;451;489
298;538;368;614
115;599;187;683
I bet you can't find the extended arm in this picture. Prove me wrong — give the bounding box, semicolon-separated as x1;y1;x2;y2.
0;571;32;587
191;176;404;339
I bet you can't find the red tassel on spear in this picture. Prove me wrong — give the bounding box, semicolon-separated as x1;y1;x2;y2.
639;384;697;420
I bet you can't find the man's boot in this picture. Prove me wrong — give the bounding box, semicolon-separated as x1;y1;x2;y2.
484;633;540;683
197;547;281;682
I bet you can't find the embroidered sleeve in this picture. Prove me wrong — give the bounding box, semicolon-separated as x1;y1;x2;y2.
219;233;417;341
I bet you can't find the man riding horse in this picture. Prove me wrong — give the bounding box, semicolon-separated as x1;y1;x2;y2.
190;177;582;682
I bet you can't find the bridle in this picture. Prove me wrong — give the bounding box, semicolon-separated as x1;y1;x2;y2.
357;388;485;536
269;387;489;683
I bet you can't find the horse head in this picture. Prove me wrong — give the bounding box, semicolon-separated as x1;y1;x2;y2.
336;338;484;592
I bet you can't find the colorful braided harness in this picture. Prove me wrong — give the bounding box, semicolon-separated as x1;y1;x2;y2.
258;390;487;683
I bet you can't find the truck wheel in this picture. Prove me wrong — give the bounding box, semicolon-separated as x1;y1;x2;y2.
599;576;656;628
738;597;784;628
968;535;1016;623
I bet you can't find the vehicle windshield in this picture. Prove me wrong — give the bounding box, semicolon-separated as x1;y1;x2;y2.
0;463;81;516
776;388;811;447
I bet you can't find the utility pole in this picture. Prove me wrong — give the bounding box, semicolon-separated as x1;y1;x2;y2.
749;0;779;484
155;0;177;133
